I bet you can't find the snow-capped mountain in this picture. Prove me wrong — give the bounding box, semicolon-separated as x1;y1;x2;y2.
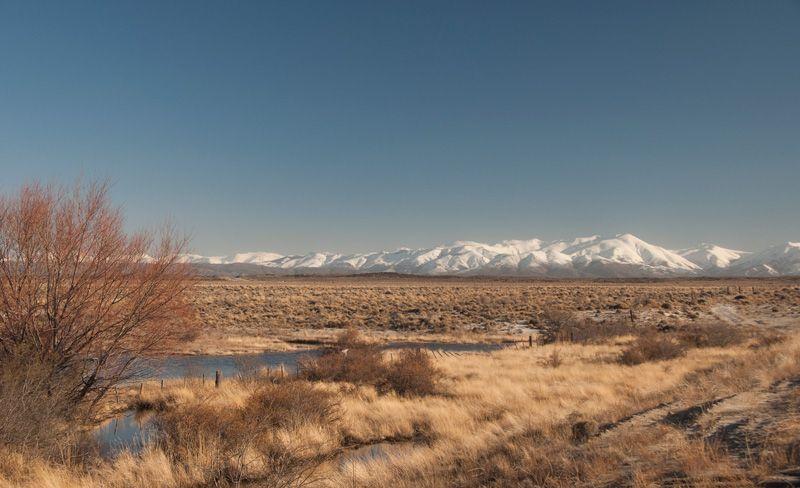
183;234;800;277
182;251;284;265
726;242;800;277
677;244;750;271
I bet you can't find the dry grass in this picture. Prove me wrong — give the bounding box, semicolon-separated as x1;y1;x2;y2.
1;279;800;487
322;334;800;487
154;381;339;486
3;331;800;487
181;277;800;354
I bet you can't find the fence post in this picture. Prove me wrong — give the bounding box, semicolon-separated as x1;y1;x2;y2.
528;335;533;348
202;373;205;386
160;379;164;390
215;369;221;388
138;383;143;396
280;364;284;378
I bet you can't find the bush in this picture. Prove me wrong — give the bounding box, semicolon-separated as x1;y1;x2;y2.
242;382;340;428
156;381;338;487
537;309;577;344
540;348;563;368
539;308;635;344
380;349;440;397
300;330;442;396
0;182;193;409
0;346;82;456
619;334;686;365
750;332;786;349
678;323;747;349
299;342;386;386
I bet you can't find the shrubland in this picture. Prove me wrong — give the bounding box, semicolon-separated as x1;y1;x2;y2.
2;321;799;487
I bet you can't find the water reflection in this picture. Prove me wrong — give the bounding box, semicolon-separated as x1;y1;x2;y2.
95;410;155;458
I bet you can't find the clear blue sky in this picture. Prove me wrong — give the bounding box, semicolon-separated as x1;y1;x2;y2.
1;1;798;255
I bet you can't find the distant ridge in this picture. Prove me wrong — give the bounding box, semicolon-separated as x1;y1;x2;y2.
184;234;800;277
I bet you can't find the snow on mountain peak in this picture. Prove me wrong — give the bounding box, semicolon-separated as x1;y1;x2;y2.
677;243;749;270
727;242;800;276
183;236;800;277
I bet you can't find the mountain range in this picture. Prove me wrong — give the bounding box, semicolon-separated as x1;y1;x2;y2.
183;234;800;278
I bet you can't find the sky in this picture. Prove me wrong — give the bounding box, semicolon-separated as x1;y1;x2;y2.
1;1;798;255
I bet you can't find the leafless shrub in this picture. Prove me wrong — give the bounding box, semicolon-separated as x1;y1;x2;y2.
539;308;635;344
0;181;194;412
299;329;382;384
379;349;440;397
0;345;82;455
678;323;747;349
242;382;341;428
620;334;686;365
541;348;563;368
750;332;786;349
537;308;577;344
234;355;266;384
301;331;442;396
333;328;365;350
570;419;597;444
156;381;338;487
299;340;386;386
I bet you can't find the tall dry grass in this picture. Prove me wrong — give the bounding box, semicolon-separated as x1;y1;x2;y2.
1;323;799;487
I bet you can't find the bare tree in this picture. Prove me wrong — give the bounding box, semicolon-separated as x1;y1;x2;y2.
0;181;194;411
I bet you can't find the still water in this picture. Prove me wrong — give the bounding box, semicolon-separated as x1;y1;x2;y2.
96;342;502;457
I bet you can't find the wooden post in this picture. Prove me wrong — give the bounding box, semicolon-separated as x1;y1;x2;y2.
202;373;205;386
528;335;533;348
629;309;635;324
280;364;284;378
138;383;143;396
160;379;164;390
215;369;221;388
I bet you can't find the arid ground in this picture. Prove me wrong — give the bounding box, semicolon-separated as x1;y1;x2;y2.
4;277;800;487
181;276;800;354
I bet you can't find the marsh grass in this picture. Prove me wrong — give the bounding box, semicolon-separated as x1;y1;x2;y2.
300;331;442;397
2;316;800;487
619;333;687;365
155;381;339;487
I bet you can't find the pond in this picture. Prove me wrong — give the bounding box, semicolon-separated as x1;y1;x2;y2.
97;341;503;457
140;341;502;381
95;411;155;458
